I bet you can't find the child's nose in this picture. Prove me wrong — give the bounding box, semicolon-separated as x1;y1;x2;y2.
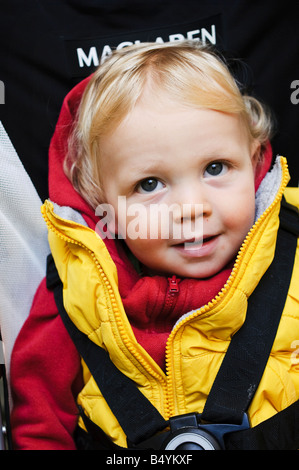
172;185;212;222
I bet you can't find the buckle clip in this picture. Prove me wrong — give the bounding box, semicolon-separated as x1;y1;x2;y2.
161;412;250;450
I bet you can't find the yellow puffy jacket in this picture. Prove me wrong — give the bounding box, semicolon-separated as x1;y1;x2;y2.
41;157;299;448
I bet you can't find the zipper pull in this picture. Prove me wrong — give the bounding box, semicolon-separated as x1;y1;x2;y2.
168;275;180;293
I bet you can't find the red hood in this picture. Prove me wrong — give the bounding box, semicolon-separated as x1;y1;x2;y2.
48;76;273;369
49;76;97;229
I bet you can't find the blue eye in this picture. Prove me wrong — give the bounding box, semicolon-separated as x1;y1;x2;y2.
137;178;164;193
204;162;226;177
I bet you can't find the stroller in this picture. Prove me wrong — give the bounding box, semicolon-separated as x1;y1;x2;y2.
0;2;298;450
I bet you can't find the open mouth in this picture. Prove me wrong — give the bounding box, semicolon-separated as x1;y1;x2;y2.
187;235;217;248
172;235;216;247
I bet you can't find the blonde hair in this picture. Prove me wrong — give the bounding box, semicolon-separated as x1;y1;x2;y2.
65;40;273;209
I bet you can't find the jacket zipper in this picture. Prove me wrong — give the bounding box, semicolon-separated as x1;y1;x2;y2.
41;201;171;417
164;158;290;416
163;275;180;312
168;276;180;293
41;157;290;420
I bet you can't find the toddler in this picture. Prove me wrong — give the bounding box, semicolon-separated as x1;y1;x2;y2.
10;41;299;450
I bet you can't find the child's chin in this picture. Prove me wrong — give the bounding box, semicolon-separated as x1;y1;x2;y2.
167;265;224;280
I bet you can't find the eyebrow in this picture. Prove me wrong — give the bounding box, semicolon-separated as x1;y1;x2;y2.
124;158;165;179
113;159;164;194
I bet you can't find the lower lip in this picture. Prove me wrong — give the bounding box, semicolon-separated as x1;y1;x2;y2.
172;236;219;258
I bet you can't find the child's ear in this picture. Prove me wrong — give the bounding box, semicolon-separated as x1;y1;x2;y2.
252;140;274;191
250;139;261;171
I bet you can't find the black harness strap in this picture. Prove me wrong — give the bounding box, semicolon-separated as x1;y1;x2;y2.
46;200;299;449
201;198;299;425
46;256;167;446
225;399;299;450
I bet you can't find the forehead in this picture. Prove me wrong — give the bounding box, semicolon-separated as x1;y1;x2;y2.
100;95;250;173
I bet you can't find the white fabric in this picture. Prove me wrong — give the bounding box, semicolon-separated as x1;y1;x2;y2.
0;122;49;386
255;156;283;221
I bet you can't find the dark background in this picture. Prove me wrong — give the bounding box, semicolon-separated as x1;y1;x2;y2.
0;0;298;201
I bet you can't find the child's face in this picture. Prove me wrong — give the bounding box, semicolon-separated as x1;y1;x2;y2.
99;92;258;278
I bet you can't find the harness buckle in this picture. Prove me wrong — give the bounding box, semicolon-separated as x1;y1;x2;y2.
130;412;249;450
161;412;250;450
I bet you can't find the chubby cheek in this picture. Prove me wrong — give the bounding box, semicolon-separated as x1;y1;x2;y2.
117;203;172;241
116;210;151;240
222;191;256;243
125;237;166;273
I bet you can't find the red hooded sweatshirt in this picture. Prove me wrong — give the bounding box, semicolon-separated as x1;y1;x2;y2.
10;77;272;450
